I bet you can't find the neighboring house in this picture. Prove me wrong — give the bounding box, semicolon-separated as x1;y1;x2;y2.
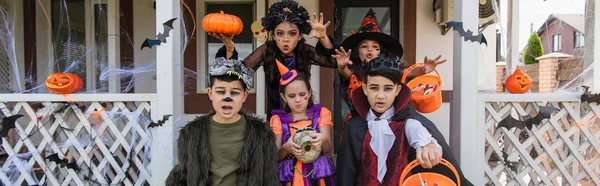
536;14;585;57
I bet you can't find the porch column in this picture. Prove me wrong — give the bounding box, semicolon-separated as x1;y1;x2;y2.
450;0;482;184
506;0;519;73
107;0;121;93
151;0;182;184
594;0;600;92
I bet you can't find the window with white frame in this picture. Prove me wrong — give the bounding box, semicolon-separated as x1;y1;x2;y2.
50;0;109;92
552;34;561;52
574;32;584;48
204;3;255;91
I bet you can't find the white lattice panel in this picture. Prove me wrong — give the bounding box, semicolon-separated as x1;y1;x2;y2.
484;101;600;186
0;100;152;185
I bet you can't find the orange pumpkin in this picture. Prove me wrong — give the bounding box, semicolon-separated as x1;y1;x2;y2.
45;73;83;94
505;67;532;94
202;11;243;35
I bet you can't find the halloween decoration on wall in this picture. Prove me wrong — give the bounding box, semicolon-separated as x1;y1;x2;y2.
581;86;600;104
505;67;532;94
141;18;178;50
496;106;560;130
292;127;320;163
251;20;268;43
45;73;83;94
45;153;80;171
147;114;173;129
1;114;23;138
444;21;488;46
202;11;243;35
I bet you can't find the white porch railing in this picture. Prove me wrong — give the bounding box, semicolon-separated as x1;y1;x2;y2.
0;94;162;185
475;93;600;185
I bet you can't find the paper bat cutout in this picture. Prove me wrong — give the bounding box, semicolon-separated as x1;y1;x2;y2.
497;106;560;130
147;114;173;128
445;21;488;46
1;114;24;137
45;153;80;171
141;18;177;50
581;86;600;104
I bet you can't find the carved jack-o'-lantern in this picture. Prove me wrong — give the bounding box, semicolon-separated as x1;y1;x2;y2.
45;73;83;94
505;67;532;94
202;11;243;35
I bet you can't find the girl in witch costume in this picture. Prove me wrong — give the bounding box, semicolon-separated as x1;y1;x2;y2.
270;59;336;186
165;58;279;186
333;9;446;115
210;0;338;120
332;9;446;146
337;56;473;186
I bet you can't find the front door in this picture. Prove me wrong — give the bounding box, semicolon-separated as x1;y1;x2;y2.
332;0;400;152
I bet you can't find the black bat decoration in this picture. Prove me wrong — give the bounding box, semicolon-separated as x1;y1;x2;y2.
581;86;600;104
1;114;24;137
45;153;80;172
445;21;488;46
141;18;177;50
147;114;173;129
497;106;560;130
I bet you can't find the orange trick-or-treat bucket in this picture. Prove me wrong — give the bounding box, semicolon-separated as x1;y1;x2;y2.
401;63;443;113
399;159;460;186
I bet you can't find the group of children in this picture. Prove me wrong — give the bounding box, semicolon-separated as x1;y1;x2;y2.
166;0;473;185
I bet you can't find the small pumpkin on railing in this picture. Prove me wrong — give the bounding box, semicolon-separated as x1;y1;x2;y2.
45;73;83;94
202;11;243;35
505;67;532;94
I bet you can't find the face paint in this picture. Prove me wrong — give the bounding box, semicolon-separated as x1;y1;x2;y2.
223;97;233;102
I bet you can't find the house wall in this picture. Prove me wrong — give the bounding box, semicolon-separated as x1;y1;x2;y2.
415;0;498;140
538;20;584;56
133;0;157;93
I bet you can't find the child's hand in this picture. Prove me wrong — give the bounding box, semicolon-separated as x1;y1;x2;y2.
416;142;442;169
423;55;446;73
307;12;330;40
208;33;235;49
283;136;304;158
332;47;353;67
309;133;326;151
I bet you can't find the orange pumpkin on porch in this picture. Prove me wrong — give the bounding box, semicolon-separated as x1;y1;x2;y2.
45;73;83;94
505;67;532;94
202;11;243;35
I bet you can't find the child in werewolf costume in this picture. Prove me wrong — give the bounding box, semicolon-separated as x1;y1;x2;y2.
336;56;473;186
165;57;279;186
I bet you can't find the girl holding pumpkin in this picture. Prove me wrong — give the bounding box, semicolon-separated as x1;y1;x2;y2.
209;0;338;120
270;60;335;186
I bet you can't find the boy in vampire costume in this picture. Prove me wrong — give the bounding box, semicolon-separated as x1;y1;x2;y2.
336;56;473;185
165;57;279;186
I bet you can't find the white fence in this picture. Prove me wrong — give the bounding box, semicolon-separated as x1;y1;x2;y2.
478;93;600;185
0;94;160;185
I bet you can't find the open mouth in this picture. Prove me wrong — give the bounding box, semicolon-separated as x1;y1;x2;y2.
221;105;233;114
519;84;528;89
375;102;385;107
283;45;290;50
366;53;374;59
